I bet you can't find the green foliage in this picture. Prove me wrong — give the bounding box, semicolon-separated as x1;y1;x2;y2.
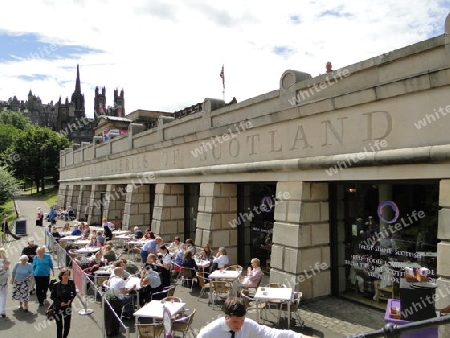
0;122;21;158
0;110;31;130
5;125;71;193
0;167;20;210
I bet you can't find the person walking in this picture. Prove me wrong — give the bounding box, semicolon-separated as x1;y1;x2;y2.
21;239;38;294
50;267;76;338
11;255;33;313
0;248;11;317
32;246;54;306
101;218;114;241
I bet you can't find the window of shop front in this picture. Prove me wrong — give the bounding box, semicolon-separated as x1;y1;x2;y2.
237;183;276;272
331;181;439;306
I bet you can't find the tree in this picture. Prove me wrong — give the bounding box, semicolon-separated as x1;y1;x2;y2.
6;126;71;194
0;110;31;130
0;167;20;213
0;122;21;157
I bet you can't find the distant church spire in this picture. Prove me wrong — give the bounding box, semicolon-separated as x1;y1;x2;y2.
75;64;81;93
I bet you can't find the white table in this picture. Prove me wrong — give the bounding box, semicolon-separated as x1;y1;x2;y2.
195;259;211;269
113;230;131;235
73;240;90;246
60;235;82;241
209;270;241;280
74;247;100;255
254;287;293;328
133;300;186;324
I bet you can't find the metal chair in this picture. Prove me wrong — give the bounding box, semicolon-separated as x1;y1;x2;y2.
136;323;164;338
171;309;197;338
162;296;182;303
196;272;211;299
165;286;176;297
211;281;232;308
278;291;304;328
180;267;197;291
225;265;243;273
241;289;267;318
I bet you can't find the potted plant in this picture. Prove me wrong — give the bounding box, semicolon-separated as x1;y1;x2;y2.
103;290;123;337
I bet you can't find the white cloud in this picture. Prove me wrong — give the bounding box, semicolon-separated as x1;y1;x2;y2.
0;0;448;117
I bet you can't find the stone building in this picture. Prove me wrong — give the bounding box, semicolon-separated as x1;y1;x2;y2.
58;13;450;330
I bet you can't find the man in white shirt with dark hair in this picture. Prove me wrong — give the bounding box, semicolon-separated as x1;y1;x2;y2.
198;297;312;338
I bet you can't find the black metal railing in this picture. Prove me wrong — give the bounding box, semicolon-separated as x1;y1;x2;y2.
348;315;450;337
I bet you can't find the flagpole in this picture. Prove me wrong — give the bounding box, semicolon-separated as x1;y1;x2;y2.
220;64;225;102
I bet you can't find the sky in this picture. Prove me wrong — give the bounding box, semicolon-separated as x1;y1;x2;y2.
0;0;449;117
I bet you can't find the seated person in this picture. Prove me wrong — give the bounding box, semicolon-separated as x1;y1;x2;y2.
80;222;90;239
51;226;63;242
239;258;263;288
102;244;116;263
110;259;131;279
199;245;214;261
133;226;144;239
139;264;163;306
62;223;71;233
168;236;182;255
185;238;196;255
96;231;106;247
71;225;82;236
181;250;198;270
144;253;160;272
143;229;155;240
173;244;186;273
211;246;229;271
88;230;98;247
83;251;104;277
109;266;136;306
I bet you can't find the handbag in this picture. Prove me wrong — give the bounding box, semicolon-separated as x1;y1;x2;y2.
46;304;56;321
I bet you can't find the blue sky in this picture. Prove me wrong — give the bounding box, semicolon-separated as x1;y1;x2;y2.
0;0;449;116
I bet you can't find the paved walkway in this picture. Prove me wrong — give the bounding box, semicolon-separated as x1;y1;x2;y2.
0;195;387;337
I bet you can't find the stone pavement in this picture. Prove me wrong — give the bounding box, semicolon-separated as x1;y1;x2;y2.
0;195;387;337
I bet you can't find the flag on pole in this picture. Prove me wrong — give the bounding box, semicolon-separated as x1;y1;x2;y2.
220;65;225;89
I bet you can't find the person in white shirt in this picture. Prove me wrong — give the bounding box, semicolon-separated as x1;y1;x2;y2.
197;297;311;338
168;236;182;256
109;267;135;306
212;247;229;271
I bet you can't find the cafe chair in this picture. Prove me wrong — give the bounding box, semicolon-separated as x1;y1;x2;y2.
277;291;304;328
225;265;243;273
241;289;267;318
171;308;197;338
265;283;287;311
180;267;197;291
211;281;232;309
136;323;164;338
162;296;182;303
165;286;176;297
196;272;211;299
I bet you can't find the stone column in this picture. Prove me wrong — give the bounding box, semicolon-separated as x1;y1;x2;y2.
152;184;184;242
103;184;127;229
76;185;92;222
123;184;151;230
196;183;237;263
57;185;68;208
66;185;80;211
437;180;450;337
88;184;106;226
270;182;330;299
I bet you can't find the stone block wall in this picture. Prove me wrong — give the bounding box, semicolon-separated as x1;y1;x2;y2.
76;185;91;222
152;183;184;242
270;181;331;299
123;184;151;230
195;183;237;264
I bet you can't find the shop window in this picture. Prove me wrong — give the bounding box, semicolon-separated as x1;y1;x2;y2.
332;182;439;305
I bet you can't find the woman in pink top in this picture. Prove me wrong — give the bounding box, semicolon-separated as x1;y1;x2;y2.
241;258;263;287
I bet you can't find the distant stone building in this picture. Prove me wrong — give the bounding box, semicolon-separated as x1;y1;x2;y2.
94;86;125;118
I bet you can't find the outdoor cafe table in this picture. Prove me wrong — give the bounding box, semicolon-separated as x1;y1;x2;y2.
73;247;100;255
60;235;82;241
209;269;242;299
133;300;186;324
112;230;131;235
195;259;211;269
73;239;90;246
254;287;293;328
